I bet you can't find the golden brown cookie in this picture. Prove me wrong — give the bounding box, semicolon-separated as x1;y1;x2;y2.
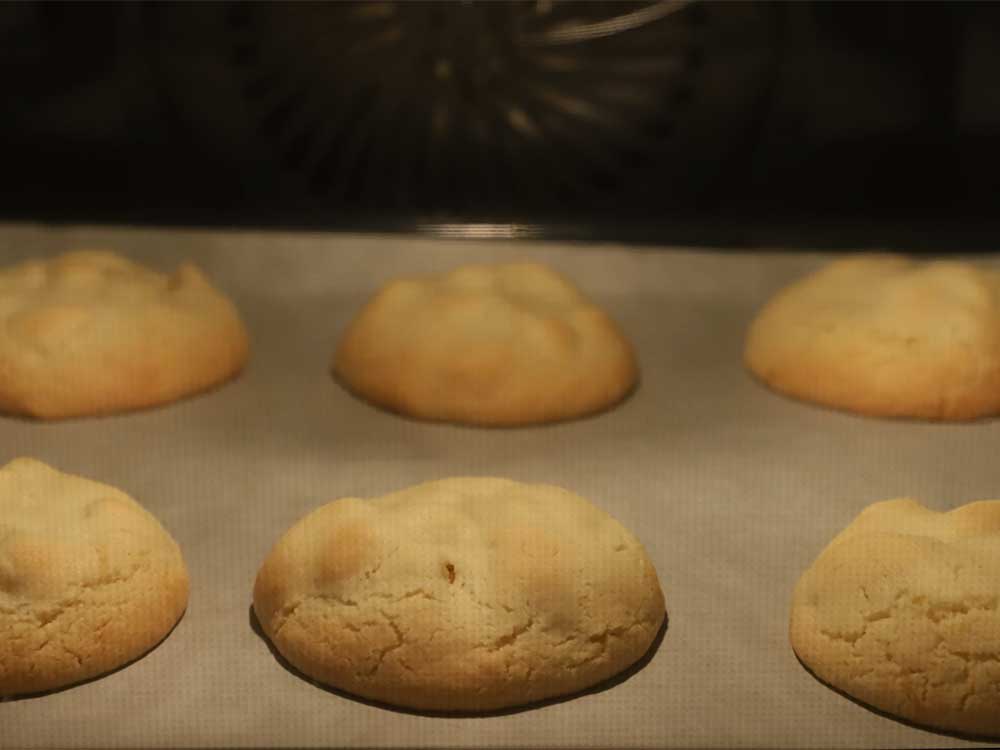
0;250;249;419
332;262;637;425
0;458;190;697
254;478;665;711
791;498;1000;737
745;255;1000;420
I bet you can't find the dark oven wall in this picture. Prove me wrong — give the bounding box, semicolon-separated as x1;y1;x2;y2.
1;1;998;247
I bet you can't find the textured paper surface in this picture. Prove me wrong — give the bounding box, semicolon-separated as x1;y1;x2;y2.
1;222;996;748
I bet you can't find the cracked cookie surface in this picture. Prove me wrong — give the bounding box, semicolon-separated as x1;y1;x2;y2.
791;498;1000;736
0;250;249;418
332;262;637;425
745;255;1000;419
253;477;665;711
0;458;190;697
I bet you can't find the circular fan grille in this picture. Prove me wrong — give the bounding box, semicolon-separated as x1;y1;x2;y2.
156;1;779;214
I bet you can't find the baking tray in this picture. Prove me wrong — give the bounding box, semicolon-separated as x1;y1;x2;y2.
2;222;996;748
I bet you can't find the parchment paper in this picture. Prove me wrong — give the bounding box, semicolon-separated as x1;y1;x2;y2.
2;222;997;749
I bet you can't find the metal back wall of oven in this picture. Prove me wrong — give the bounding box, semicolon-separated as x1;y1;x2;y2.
1;1;997;249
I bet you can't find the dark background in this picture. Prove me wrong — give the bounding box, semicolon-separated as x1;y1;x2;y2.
1;1;998;249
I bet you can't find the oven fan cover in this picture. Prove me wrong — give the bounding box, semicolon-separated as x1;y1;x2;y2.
154;1;780;214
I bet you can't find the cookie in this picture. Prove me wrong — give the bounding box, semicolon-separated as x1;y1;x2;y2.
332;262;637;425
744;255;1000;419
0;458;190;697
253;478;665;711
790;498;1000;737
0;250;250;419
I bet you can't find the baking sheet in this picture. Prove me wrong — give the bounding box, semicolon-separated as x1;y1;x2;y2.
1;222;997;749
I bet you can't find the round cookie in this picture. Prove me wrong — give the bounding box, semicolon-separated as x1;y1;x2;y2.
253;478;665;711
0;458;190;697
744;254;1000;420
332;262;638;426
0;250;250;419
791;498;1000;737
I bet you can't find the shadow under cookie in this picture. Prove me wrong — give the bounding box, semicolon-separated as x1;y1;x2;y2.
0;610;187;703
249;604;667;718
792;649;1000;744
745;369;1000;425
0;371;248;423
330;371;641;430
